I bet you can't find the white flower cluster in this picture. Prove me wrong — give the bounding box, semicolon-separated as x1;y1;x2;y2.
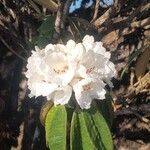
26;35;116;109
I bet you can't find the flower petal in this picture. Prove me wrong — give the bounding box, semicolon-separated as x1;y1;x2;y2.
33;82;58;97
53;85;72;105
68;43;85;62
61;63;76;86
66;40;76;51
56;44;68;53
82;35;94;51
96;88;106;99
45;44;55;53
75;91;92;109
76;65;87;78
93;42;111;58
73;78;94;109
44;51;76;86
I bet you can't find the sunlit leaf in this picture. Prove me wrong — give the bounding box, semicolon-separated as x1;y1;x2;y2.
97;93;114;127
70;111;96;150
45;105;67;150
70;107;113;150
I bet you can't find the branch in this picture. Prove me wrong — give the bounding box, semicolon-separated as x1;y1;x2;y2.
62;0;73;29
55;0;64;33
131;18;150;29
98;2;150;37
33;0;58;12
91;0;100;23
0;36;26;61
115;105;150;124
54;0;73;40
94;0;124;28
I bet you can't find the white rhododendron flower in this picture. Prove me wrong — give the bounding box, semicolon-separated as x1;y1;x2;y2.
26;35;116;109
73;78;106;109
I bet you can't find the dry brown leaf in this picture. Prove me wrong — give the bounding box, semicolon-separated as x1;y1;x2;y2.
125;72;150;98
33;0;58;12
135;45;150;79
40;101;53;126
102;30;119;46
134;72;150;93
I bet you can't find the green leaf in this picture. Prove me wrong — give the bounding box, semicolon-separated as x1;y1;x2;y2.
84;108;114;150
32;15;55;48
38;15;55;35
120;49;141;78
45;105;67;150
97;93;114;127
128;49;141;64
70;111;96;150
70;107;113;150
33;35;51;48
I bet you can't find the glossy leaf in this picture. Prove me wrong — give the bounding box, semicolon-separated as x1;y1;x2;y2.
32;16;55;48
70;111;96;150
97;93;114;127
38;16;55;35
70;107;113;150
84;108;113;150
45;105;67;150
33;35;51;48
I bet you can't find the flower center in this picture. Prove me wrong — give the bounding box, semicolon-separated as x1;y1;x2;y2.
86;66;95;74
83;83;92;91
53;63;69;74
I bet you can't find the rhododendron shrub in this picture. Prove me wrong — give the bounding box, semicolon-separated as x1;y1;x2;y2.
26;35;116;150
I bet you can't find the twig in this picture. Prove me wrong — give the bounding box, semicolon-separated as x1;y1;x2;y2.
27;0;42;14
32;0;58;12
98;2;150;38
91;0;100;23
62;0;73;29
55;0;73;32
114;106;150;124
131;18;150;28
124;72;150;99
54;0;73;42
129;108;150;124
0;36;26;61
55;0;64;33
94;0;124;28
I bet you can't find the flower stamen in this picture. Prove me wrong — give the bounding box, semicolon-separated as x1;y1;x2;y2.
83;83;92;91
53;63;69;74
86;66;95;74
